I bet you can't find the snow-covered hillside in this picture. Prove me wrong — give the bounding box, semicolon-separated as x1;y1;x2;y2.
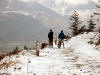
0;32;100;75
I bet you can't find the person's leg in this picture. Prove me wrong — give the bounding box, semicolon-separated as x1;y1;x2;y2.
58;39;61;48
57;39;60;48
62;39;64;48
55;39;57;45
52;39;53;48
49;40;51;48
49;39;53;48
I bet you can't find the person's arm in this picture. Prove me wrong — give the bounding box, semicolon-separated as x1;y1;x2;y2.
58;34;60;39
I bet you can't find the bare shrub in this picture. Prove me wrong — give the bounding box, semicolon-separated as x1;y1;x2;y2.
0;54;6;61
0;47;20;61
33;73;36;75
24;45;28;50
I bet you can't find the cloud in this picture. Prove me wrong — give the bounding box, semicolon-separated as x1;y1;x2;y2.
21;0;34;3
12;11;31;16
4;11;32;16
16;0;98;16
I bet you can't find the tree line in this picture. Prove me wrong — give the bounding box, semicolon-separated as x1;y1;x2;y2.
69;11;98;36
69;0;100;36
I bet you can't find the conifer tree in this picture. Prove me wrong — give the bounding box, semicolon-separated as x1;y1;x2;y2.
98;26;100;33
78;25;86;34
70;11;81;36
87;15;96;32
94;0;100;32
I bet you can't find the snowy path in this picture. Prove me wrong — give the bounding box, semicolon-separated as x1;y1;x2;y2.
1;47;100;75
0;32;100;75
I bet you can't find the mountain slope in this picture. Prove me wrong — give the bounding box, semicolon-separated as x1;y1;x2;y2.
0;0;68;45
0;12;48;42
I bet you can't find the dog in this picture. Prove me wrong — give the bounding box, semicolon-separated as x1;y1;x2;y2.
41;43;49;49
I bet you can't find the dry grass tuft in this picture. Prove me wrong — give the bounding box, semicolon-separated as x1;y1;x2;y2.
0;61;19;68
75;64;84;68
0;73;11;75
72;56;79;62
96;65;100;68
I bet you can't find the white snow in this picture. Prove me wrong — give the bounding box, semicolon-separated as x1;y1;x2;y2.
0;32;100;75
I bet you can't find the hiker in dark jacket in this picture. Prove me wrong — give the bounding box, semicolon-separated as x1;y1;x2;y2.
58;30;65;48
48;29;53;48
